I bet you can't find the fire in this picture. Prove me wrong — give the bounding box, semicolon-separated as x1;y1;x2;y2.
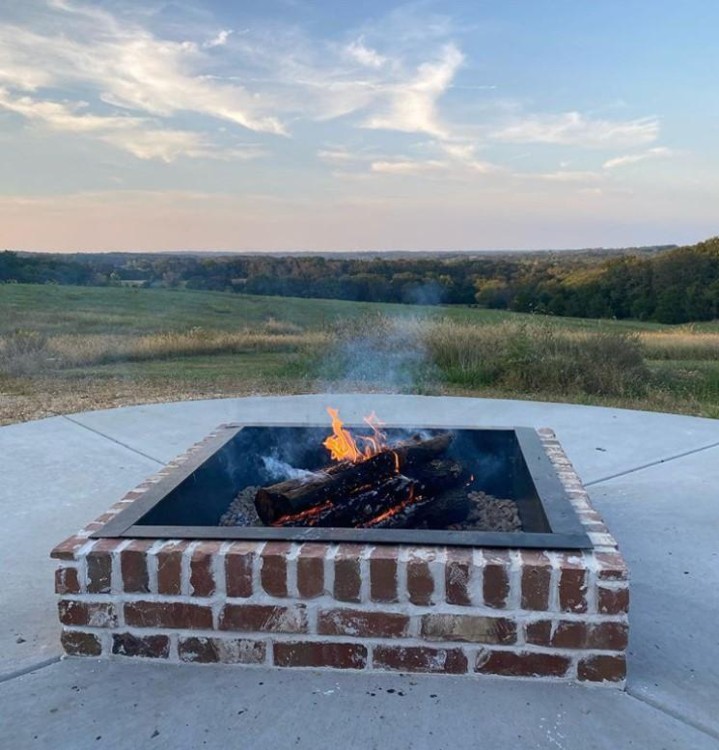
323;407;390;464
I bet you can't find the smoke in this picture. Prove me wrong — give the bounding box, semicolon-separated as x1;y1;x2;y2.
262;453;319;482
315;312;437;393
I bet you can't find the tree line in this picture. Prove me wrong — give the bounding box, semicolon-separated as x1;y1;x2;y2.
1;237;717;324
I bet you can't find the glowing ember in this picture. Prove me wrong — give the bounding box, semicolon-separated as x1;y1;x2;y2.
323;407;390;464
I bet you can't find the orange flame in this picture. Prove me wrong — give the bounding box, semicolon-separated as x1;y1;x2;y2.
323;407;389;464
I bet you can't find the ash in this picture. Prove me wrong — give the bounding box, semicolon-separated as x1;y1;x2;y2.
219;486;263;527
447;491;521;532
220;485;521;533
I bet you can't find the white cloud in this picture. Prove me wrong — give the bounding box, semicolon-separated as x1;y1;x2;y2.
203;29;233;49
0;87;264;162
317;147;367;165
603;146;674;169
344;38;386;69
0;5;286;135
369;155;501;178
364;44;464;138
517;170;603;183
491;111;659;148
371;160;446;175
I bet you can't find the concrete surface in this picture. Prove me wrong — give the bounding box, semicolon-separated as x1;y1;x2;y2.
1;395;718;750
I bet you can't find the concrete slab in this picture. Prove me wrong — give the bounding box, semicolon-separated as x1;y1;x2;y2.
0;418;159;679
2;396;719;748
589;446;719;738
1;660;716;750
66;394;719;483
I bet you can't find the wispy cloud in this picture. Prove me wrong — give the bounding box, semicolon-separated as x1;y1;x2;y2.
0;2;286;140
203;29;233;49
0;87;264;162
363;44;463;139
490;112;659;148
603;146;674;169
516;170;604;183
343;37;387;69
370;159;446;175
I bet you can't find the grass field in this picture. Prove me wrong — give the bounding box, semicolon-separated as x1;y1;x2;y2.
1;283;717;424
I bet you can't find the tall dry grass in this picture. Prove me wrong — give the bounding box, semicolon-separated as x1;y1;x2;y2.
424;319;649;397
0;323;328;373
637;330;719;360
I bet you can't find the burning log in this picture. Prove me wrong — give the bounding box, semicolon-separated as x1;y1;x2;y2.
274;475;419;527
254;432;453;525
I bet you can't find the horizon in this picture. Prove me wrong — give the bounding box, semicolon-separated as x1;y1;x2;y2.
11;243;680;257
1;1;718;252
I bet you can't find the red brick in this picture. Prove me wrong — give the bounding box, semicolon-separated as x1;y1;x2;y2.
179;636;266;664
526;620;628;650
587;621;629;650
120;541;151;594
261;542;291;597
124;601;213;630
558;557;588;613
94;512;116;525
155;542;184;596
51;535;87;561
420;614;516;644
55;567;81;595
86;540;118;594
475;650;570;678
407;554;434;606
595;552;628;581
598;586;630;615
373;645;467;674
578;654;627;683
112;633;169;659
225;543;254;598
58;600;117;628
445;548;472;606
524;620;552;645
61;631;102;657
123;489;147;501
334;544;362;603
482;550;511;609
219;604;307;633
296;544;325;599
370;546;398;603
521;552;551;611
190;542;220;597
318;609;409;638
274;641;367;670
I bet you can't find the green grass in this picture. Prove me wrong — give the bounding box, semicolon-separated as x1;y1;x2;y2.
0;283;672;335
0;283;717;424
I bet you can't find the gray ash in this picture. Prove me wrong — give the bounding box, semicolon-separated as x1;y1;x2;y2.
220;484;521;533
446;491;521;532
219;486;263;527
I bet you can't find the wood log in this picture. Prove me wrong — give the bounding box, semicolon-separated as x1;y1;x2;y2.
254;432;453;525
361;462;470;529
272;475;418;527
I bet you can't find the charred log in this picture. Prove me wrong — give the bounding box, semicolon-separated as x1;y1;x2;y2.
254;432;453;525
272;475;418;528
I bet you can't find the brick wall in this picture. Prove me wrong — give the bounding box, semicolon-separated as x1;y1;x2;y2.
52;428;629;686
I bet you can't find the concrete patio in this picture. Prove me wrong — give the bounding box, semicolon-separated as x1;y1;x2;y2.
1;394;718;749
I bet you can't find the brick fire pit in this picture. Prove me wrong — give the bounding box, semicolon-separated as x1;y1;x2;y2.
52;427;628;685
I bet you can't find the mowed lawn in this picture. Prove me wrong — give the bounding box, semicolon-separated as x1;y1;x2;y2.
0;283;717;424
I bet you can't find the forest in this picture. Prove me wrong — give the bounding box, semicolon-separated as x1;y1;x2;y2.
1;237;717;324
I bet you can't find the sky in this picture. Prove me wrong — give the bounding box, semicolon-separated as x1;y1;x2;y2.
0;0;718;252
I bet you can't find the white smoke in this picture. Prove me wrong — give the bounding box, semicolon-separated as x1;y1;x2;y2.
261;454;319;482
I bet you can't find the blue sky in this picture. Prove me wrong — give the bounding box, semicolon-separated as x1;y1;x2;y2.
0;0;717;251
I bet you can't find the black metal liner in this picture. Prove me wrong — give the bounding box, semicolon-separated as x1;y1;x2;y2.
93;424;592;550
